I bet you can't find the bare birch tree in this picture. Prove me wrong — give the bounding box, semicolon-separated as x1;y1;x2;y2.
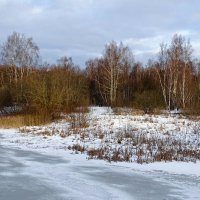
1;32;40;83
0;32;40;104
155;34;193;110
94;41;134;106
155;43;169;109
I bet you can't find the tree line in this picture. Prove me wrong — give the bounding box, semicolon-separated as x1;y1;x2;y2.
1;32;200;117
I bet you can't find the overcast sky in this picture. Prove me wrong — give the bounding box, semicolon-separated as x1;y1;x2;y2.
0;0;200;67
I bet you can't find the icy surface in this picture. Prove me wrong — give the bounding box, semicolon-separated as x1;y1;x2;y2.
0;131;200;200
0;141;200;200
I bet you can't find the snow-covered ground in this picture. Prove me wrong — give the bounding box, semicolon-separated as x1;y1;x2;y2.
16;107;200;163
0;107;200;199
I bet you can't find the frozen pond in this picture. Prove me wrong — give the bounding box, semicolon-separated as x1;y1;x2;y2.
0;129;200;200
0;145;199;199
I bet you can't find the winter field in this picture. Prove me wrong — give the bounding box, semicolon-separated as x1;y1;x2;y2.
0;107;200;199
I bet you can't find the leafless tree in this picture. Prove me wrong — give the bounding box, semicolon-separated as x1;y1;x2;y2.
1;32;40;83
155;34;193;110
96;41;134;106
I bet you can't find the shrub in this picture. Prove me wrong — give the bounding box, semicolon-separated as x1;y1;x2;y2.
133;90;164;113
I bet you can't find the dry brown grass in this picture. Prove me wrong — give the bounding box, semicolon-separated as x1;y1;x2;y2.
112;107;145;116
23;113;51;126
0;113;51;128
0;115;25;128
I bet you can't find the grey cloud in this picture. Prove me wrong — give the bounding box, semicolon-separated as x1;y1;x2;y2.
0;0;200;67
